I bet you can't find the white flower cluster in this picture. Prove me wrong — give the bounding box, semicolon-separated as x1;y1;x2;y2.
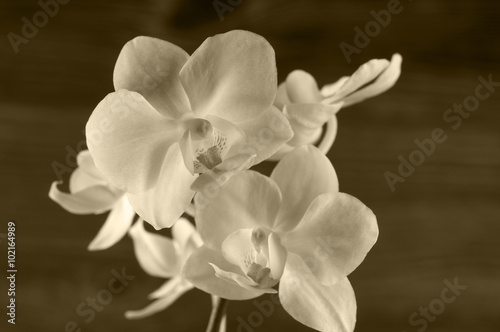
49;30;401;332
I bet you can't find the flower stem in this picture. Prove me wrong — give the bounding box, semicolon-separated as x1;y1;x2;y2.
206;297;228;332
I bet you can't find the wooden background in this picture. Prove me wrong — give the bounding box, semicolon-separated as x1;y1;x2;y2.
1;0;499;331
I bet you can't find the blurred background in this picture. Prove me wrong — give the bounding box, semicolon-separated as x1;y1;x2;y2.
1;0;500;331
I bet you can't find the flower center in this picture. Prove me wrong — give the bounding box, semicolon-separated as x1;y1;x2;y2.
242;227;279;288
246;263;275;287
180;118;229;174
215;228;287;293
192;130;227;173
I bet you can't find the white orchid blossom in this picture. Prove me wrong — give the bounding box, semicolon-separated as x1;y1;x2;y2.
272;53;402;159
183;145;379;332
85;30;293;230
49;150;135;251
125;218;202;319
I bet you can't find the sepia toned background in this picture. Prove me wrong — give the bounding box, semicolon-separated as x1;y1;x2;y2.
1;0;500;331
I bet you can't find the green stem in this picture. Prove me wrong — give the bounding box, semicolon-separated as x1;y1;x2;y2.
206;297;228;332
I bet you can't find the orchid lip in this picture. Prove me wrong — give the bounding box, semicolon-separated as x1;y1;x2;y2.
192;128;227;173
179;117;230;174
246;263;279;288
194;145;222;171
217;227;286;291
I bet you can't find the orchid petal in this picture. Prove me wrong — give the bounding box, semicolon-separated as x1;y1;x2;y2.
279;253;356;332
221;228;255;273
233;106;293;165
342;53;402;107
179;30;277;122
190;153;255;192
218;153;255;172
267;143;295;161
273;115;339;160
331;58;390;101
127;144;196;230
148;278;192;300
68;150;107;193
317;116;338;155
69;167;108;194
284;103;342;146
320;76;350;97
49;181;119;214
268;233;287;280
86;90;184;194
209;263;256;289
195;171;281;250
274;82;291;110
178;232;203;264
113;36;190;119
76;150;103;178
172;217;197;253
187;232;204;251
129;219;181;278
285;103;342;129
285;70;323;104
125;277;193;320
183;245;264;300
205;114;245;157
179;130;195;174
209;263;277;295
272;145;339;232
88;196;136;251
283;193;378;286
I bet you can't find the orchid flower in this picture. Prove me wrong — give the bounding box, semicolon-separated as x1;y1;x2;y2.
85;30;293;230
272;53;402;159
183;145;378;332
125;218;202;319
49;150;135;251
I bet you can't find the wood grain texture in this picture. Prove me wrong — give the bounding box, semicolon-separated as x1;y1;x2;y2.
1;0;499;331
